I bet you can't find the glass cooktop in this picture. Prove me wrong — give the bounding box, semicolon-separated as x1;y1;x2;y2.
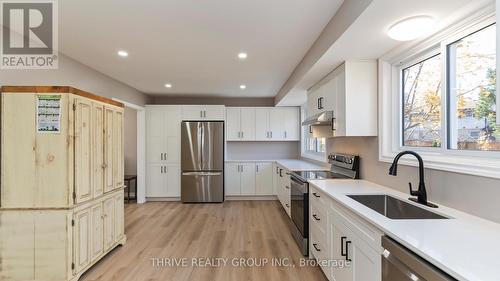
292;170;351;181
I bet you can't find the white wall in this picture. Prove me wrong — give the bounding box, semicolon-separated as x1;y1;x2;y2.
226;142;300;160
326;137;500;224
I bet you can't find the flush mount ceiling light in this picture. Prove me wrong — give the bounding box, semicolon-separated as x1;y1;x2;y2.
240;84;246;89
164;83;172;88
387;16;436;41
238;52;248;60
117;50;129;57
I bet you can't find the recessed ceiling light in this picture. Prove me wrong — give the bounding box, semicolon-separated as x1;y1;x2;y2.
165;83;172;88
240;84;246;89
117;50;128;57
238;52;248;60
387;16;436;41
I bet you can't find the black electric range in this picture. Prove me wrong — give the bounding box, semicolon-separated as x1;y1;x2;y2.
288;153;359;256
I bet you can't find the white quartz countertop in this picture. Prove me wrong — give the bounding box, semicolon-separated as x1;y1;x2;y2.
308;179;500;281
225;159;329;171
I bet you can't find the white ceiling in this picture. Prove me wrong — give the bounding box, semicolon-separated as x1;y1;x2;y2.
58;0;343;97
278;0;492;105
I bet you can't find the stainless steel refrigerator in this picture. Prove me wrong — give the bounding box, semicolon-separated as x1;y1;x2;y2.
181;121;224;203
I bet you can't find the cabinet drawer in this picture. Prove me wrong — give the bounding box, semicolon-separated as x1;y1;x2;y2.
329;200;383;252
310;185;328;210
310;202;327;235
310;231;327;262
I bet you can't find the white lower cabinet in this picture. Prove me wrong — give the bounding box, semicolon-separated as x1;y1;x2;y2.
146;164;181;198
255;162;273;195
225;163;256;196
310;186;382;281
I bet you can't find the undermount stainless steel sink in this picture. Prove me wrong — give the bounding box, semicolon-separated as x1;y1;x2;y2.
347;195;448;220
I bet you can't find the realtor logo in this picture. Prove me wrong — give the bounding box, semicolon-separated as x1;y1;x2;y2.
0;1;58;69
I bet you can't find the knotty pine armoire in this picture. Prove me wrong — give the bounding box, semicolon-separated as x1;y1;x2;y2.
0;86;126;281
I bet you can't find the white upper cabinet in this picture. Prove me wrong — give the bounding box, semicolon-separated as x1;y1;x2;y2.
146;106;181;164
226;107;256;141
307;60;377;137
182;105;225;120
250;107;300;141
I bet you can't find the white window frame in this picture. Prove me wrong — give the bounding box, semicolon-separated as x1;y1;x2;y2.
379;5;500;179
300;106;327;163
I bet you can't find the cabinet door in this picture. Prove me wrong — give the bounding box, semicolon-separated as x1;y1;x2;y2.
165;164;181;197
74;98;93;204
335;69;347;136
226;108;241;140
146;108;165;163
269;109;284;140
165;107;181;163
114;192;125;242
350;239;380;281
255;162;273;195
225;163;241;196
240;163;256;195
182;106;205;120
92;103;104;198
255;108;270;140
103;197;115;251
146;164;165;197
204;106;225;120
74;207;92;273
283;107;300;140
90;203;104;261
240;108;255;140
104;107;114;193
330;221;353;281
113;109;124;189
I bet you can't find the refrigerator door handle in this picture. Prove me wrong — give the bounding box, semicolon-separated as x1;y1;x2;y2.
182;172;223;176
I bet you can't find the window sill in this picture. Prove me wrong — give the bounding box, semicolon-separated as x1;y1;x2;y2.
379;150;500;179
301;152;328;163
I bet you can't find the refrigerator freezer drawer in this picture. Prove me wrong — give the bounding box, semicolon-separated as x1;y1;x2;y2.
181;171;224;203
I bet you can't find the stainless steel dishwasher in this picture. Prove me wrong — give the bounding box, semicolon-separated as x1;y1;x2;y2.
382;236;456;281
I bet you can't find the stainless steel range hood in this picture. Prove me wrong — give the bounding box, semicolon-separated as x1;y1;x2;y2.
302;111;334;126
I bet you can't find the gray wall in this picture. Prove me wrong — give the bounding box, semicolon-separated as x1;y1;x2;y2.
152;96;274;107
227;142;300;160
326;137;500;224
0;53;150;176
124;107;138;175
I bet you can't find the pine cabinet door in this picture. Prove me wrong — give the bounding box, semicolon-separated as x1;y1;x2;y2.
114;192;125;242
90;203;104;261
240;108;256;140
74;98;93;204
240;163;256;195
225;163;241;195
92;103;104;198
255;108;270;140
255;162;273;195
74;207;92;274
113;109;124;189
226;108;241;140
103;198;115;251
104;107;114;193
164;107;181;163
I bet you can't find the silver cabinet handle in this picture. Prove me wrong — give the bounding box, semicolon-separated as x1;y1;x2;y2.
270;131;273;138
284;131;287;139
200;110;203;118
161;166;163;173
164;166;168;173
164;153;167;160
241;131;244;139
256;165;259;173
160;153;163;161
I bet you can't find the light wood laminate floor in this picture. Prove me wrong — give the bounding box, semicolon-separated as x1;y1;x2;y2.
80;201;328;281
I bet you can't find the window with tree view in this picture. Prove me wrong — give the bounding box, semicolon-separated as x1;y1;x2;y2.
402;54;442;147
401;23;497;152
448;24;498;151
